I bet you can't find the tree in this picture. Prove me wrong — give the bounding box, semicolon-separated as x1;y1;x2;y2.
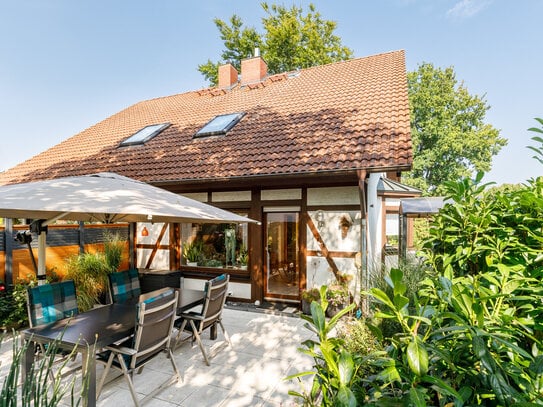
405;63;506;195
198;2;353;86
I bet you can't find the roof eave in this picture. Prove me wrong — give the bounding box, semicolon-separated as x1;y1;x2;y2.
151;165;412;192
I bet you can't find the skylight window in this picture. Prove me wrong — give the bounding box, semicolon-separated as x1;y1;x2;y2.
194;112;245;138
119;123;170;147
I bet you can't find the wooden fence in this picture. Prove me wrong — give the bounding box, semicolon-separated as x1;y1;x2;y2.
0;223;130;286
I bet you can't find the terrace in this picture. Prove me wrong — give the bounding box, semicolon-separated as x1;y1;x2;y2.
0;307;313;407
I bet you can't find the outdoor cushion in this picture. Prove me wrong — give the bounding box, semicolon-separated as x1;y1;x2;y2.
109;269;141;303
27;280;78;326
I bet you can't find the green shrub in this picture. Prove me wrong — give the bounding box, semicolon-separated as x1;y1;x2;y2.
0;283;31;329
0;269;61;330
103;231;125;272
370;259;429;341
363;171;543;405
288;119;543;406
287;286;360;406
337;317;380;356
64;252;110;312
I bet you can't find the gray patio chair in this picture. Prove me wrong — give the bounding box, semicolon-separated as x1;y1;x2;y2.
174;273;232;365
97;287;180;407
26;280;81;378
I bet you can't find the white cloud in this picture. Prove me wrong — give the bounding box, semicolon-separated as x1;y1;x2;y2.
447;0;493;19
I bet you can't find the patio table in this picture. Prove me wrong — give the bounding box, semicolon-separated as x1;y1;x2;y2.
21;302;135;407
175;288;205;312
21;288;206;407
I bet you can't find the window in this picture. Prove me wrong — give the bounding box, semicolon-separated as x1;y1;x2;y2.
181;216;249;270
119;123;170;147
194;112;245;138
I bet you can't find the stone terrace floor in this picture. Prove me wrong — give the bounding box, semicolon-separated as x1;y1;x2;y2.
0;306;315;406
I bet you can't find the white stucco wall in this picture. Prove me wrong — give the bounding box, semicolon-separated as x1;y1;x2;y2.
136;222;170;270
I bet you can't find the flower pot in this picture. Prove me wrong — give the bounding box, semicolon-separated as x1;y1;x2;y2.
301;299;312;315
326;302;347;318
187;262;198;267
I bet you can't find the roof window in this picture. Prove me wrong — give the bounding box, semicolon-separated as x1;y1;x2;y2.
194;113;245;138
119;123;170;147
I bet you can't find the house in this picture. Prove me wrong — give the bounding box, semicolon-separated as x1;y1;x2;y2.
0;50;414;304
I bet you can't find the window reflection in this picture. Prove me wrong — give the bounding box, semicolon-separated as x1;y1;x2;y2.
181;217;248;270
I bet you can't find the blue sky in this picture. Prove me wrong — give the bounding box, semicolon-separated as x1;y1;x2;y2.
1;0;541;185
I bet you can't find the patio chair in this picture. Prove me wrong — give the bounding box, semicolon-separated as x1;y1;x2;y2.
107;268;141;304
26;280;80;377
97;287;180;407
174;273;232;366
27;280;79;327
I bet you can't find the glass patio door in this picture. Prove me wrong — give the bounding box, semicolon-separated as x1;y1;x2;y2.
264;212;300;300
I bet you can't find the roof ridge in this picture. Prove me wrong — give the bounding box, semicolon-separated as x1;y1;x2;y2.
278;49;406;76
130;50;407;104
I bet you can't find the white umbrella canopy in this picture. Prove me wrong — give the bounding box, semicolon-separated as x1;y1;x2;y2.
0;172;257;281
0;172;255;224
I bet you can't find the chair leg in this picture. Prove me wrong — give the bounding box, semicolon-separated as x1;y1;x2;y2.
96;352;115;399
218;320;232;347
174;319;188;349
190;320;210;366
117;354;140;407
167;348;182;382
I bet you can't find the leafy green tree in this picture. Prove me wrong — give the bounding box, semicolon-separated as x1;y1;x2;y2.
406;63;507;195
198;2;352;85
528;117;543;165
198;15;262;86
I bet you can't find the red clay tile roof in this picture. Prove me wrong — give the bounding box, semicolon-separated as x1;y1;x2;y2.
0;50;412;187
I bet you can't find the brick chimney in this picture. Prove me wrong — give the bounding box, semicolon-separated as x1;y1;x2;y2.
241;54;268;85
218;63;238;89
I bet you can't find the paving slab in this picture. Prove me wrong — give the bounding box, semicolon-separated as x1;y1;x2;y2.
0;307;316;407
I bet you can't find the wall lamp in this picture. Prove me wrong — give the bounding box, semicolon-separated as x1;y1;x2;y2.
316;210;325;228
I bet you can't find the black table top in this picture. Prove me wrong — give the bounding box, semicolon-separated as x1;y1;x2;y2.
22;302;136;350
21;288;205;349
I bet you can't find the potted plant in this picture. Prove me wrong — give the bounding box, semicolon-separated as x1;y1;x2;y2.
300;287;321;315
325;283;350;318
183;240;202;266
238;246;248;270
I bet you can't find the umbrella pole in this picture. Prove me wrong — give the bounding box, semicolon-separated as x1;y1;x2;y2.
37;231;47;285
34;214;68;285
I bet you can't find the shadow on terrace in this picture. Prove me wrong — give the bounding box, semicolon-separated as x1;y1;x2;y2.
0;308;314;407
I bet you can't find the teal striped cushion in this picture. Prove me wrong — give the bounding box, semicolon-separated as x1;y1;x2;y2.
109;269;141;303
28;280;79;326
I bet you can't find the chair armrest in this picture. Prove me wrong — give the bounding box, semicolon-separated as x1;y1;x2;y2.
105;344;137;356
178;312;204;321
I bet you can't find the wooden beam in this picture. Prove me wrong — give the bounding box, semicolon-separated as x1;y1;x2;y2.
145;223;169;269
250;189;263;302
306;215;340;279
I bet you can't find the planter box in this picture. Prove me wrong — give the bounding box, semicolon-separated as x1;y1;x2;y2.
139;269;182;293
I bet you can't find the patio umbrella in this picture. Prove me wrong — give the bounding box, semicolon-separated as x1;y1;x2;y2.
0;172;257;280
